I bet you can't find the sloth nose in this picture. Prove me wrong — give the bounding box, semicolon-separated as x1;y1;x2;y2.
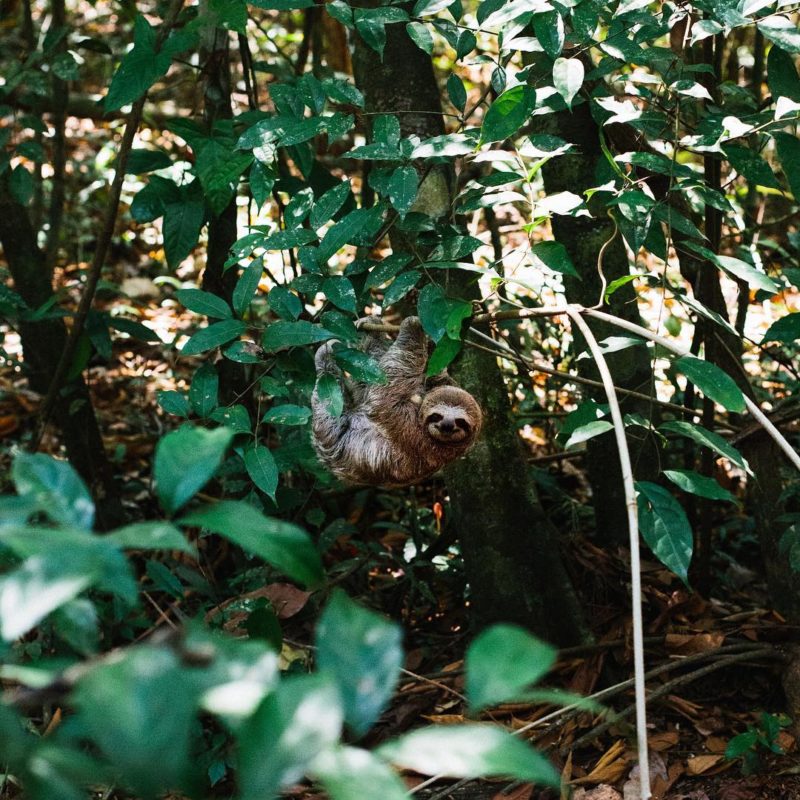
436;419;456;434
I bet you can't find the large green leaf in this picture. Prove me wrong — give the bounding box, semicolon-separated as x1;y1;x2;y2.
774;132;800;202
262;320;335;351
383;270;420;308
73;646;197;797
758;16;800;54
238;675;343;800
244;444;279;500
674;355;746;413
175;288;232;320
663;470;738;504
660;420;750;474
180;500;324;587
530;240;579;277
189;363;219;417
636;480;693;585
310;182;352;229
481;85;536;143
316;591;403;737
334;348;387;384
387;165;418;218
196;140;254;217
154;426;235;514
181;320;246;356
768;46;800;102
465;625;556;712
312;746;408;800
163;196;205;267
233;259;264;317
723;145;781;189
12;452;94;530
763;312;800;343
105;16;171;111
107;522;195;554
552;57;583;109
378;725;559;785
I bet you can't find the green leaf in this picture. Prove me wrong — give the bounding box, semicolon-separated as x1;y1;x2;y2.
250;0;314;7
465;625;556;712
210;404;253;433
481;85;536;143
233;259;264;317
383;270;420;308
105;16;171;111
564;420;613;449
763;312;800;343
723;144;781;189
155;426;235;514
774;132;800;202
660;420;750;474
315;373;344;418
322;276;358;314
238;675;343;800
387;166;418;218
334;348;387;384
552;57;583;109
188;364;218;419
758;16;800;55
378;725;559;785
768;46;800;102
244;444;279;500
196;141;253;217
725;730;759;760
447;74;467;112
223;340;263;363
163;197;205;267
313;746;409;800
12;452;95;529
426;336;461;375
674;355;746;413
182;319;246;356
413;0;451;14
318;206;385;262
530;241;579;277
712;254;778;294
310;182;352;229
663;470;738;504
262;321;335;351
406;21;434;53
533;10;564;59
157;390;189;418
126;148;172;174
316;591;403;737
73;646;196;797
175;288;233;319
262;405;312;426
108;522;195;554
0;553;96;641
268;285;303;320
180;500;324;587
636;481;693;585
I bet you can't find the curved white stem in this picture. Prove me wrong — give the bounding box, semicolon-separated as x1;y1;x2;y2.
565;307;651;800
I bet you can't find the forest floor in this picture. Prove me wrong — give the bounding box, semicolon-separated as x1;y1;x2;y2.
2;279;799;800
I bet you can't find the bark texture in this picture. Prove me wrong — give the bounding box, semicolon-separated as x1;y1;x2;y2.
0;178;124;528
352;22;588;644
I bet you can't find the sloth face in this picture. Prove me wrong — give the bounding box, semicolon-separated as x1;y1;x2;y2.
419;387;482;446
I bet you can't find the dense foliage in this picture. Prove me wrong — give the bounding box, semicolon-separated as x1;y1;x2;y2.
1;0;800;796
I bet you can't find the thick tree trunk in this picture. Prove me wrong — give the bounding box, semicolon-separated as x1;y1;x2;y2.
352;24;588;644
0;178;124;529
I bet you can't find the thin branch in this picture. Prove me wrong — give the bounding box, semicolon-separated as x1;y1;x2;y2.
565;307;650;800
30;0;187;451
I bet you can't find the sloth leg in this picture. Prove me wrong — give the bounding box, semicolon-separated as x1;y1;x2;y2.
355;316;390;360
312;343;350;444
381;316;428;380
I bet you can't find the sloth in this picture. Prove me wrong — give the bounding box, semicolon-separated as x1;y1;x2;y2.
311;316;482;487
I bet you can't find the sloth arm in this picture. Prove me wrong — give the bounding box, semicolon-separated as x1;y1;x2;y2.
379;316;428;383
312;342;351;448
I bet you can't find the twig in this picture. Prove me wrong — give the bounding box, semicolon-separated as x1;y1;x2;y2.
30;0;186;451
568;646;781;752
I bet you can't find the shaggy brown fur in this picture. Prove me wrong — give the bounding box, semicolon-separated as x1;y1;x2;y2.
311;316;482;487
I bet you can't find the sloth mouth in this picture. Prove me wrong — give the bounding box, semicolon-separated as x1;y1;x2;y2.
427;424;469;444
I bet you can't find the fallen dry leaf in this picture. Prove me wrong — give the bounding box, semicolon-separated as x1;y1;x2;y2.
573;786;622;800
665;633;725;655
574;740;629;785
686;754;724;775
650;731;680;751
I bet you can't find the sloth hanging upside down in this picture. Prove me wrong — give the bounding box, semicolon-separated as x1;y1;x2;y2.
311;316;483;487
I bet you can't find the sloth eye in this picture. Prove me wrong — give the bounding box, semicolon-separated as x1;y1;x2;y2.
455;418;471;432
426;413;443;424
